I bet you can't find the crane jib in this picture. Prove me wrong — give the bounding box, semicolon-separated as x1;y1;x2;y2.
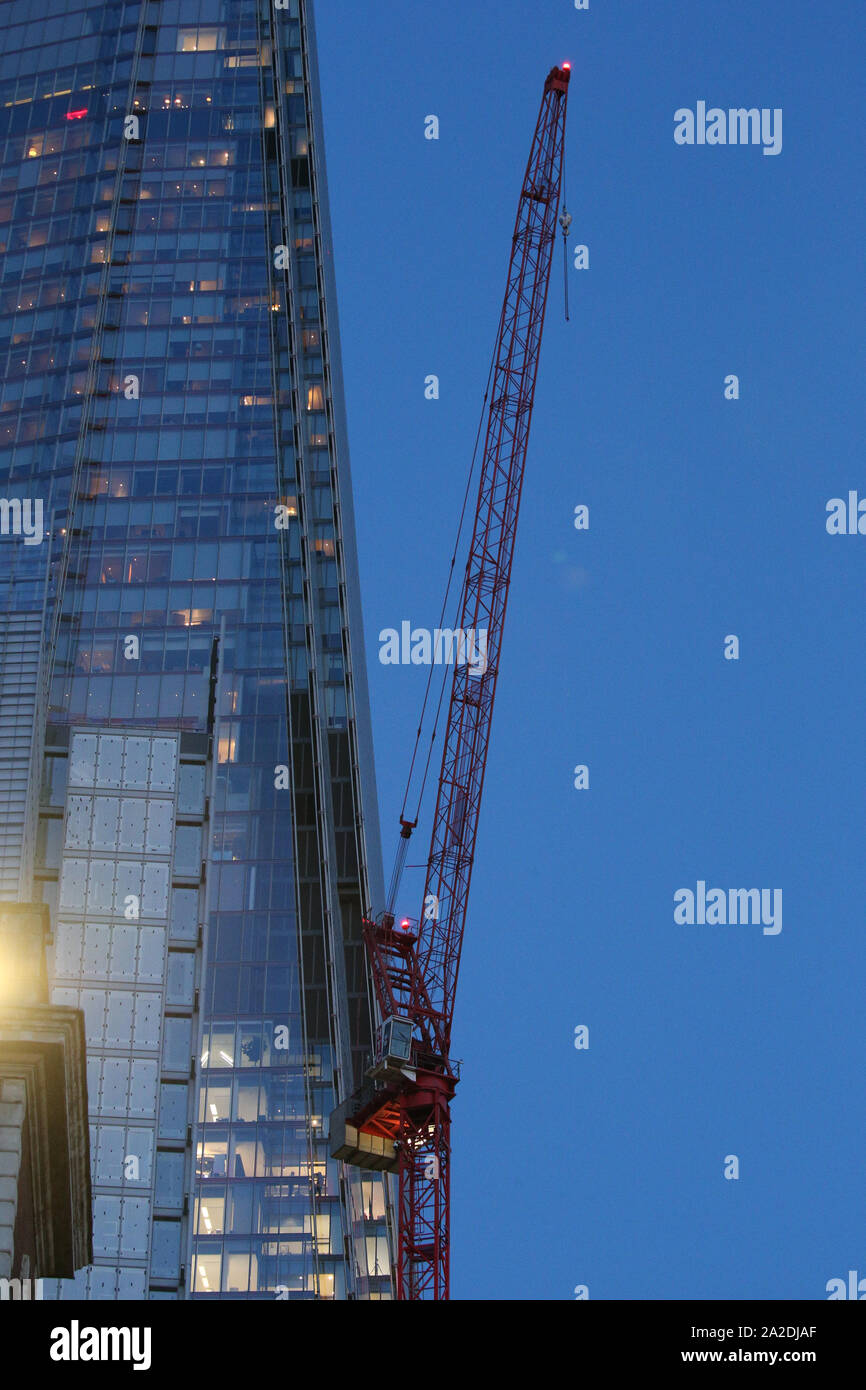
417;75;569;1038
330;63;571;1302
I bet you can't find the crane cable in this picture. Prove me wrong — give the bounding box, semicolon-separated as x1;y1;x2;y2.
387;330;500;915
559;201;572;321
390;174;571;913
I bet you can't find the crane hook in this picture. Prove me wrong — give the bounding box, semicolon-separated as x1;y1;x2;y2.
559;205;572;322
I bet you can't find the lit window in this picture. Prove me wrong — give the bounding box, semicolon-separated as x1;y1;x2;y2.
177;28;223;53
365;1234;391;1278
193;1253;221;1293
100;558;123;584
306;385;324;412
224;44;271;68
217;725;239;763
200;1081;230;1122
195;1198;225;1236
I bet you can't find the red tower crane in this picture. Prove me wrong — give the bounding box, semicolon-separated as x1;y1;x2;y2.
331;62;570;1300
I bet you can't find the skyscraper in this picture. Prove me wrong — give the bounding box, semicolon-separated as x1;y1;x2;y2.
0;0;393;1299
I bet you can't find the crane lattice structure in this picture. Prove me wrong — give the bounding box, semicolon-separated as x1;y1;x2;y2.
331;62;570;1301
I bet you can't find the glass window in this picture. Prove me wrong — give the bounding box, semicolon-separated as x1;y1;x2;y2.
109;924;137;980
48;755;68;806
120;798;147;852
192;1252;221;1293
197;1139;228;1180
125;742;150;794
133;995;161;1049
366;1233;391;1278
120;1198;150;1259
150;1220;182;1280
166;950;195;1005
93;1196;121;1257
87;859;115;912
96;735;124;788
170;887;199;939
149;738;178;792
65;795;92;850
239;1022;268;1068
146;798;174;854
115;861;143;917
82;923;111;976
229;1137;262;1181
200;1080;231;1123
94;1125;125;1184
155;1151;185;1208
138;862;168;918
176;28;224;52
202;1024;235;1068
158;1084;188;1140
224;1251;256;1293
174;824;202;875
163;1017;192;1073
124;1128;154;1186
129;1060;159;1119
139;928;166;983
228;1186;254;1234
91;796;120;851
177;762;206;814
234;1080;263;1123
360;1179;387;1222
195;1195;225;1236
69;733;97;787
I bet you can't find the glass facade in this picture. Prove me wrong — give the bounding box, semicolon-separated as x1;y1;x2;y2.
0;0;393;1298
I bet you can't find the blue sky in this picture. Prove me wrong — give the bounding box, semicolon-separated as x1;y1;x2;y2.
314;0;865;1299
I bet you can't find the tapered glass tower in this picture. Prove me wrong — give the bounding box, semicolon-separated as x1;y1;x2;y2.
0;0;392;1299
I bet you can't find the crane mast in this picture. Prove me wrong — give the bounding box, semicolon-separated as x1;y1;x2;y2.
330;63;570;1301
